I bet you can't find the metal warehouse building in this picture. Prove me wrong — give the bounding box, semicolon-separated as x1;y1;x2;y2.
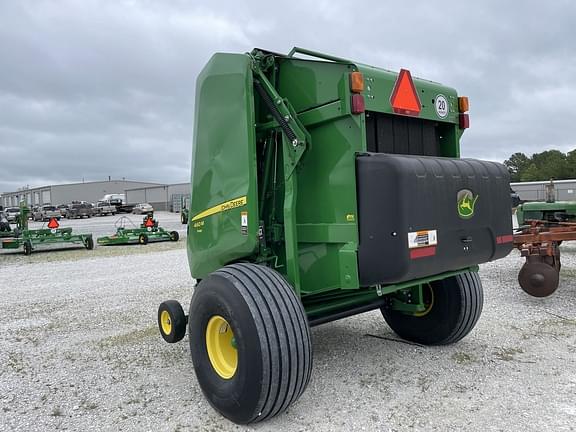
1;180;162;208
125;182;190;212
511;179;576;202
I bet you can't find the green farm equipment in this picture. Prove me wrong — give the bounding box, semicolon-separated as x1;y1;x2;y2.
97;214;179;246
516;180;576;226
180;196;190;224
157;47;513;424
0;202;93;255
513;180;576;296
517;202;576;226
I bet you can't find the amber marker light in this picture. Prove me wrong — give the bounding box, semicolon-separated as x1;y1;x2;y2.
350;71;364;93
458;96;469;113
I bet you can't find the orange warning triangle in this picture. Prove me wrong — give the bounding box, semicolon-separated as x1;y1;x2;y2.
47;217;59;229
144;217;155;228
390;68;421;116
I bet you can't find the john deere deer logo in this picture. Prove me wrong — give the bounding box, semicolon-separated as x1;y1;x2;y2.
457;189;478;219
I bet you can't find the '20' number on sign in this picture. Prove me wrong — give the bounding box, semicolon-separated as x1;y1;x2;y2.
435;95;449;118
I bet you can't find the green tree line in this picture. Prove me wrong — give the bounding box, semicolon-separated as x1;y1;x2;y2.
504;150;576;182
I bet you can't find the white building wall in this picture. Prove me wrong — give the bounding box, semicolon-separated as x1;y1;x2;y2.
511;179;576;202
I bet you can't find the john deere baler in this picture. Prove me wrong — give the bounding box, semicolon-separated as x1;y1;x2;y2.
157;47;513;424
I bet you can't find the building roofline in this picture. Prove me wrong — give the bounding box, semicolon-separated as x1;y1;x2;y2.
1;180;165;195
511;179;576;186
125;182;189;191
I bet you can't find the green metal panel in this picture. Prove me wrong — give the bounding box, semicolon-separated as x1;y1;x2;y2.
295;115;363;293
358;65;459;124
187;54;259;278
516;201;576;225
189;48;474;321
276;59;355;113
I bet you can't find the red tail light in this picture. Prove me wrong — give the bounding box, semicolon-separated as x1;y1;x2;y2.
459;113;470;129
351;94;365;114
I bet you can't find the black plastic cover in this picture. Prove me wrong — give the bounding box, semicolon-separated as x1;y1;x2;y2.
356;153;513;285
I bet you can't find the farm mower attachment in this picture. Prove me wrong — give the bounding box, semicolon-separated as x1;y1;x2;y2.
513;182;576;297
513;221;565;297
157;47;514;424
97;213;179;246
0;202;94;255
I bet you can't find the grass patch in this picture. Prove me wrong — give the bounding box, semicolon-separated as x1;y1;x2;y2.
452;352;476;364
493;347;524;361
97;325;158;348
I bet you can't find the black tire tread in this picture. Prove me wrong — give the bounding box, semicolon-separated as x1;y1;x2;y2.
216;263;311;423
158;300;186;343
443;271;483;345
382;271;483;346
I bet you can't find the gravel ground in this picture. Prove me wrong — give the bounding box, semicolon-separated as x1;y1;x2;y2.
1;225;575;431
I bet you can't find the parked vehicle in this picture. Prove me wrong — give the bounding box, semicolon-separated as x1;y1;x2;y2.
57;204;70;218
99;193;134;213
117;203;136;213
5;207;20;223
66;203;93;219
95;201;117;216
180;196;190;224
132;203;154;214
32;205;61;222
510;188;521;208
101;194;125;205
0;211;11;236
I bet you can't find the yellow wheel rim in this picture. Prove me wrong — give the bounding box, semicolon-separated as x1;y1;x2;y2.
414;283;435;317
206;315;238;379
160;310;172;335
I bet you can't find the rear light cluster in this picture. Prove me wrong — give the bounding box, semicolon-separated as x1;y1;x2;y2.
458;96;470;129
349;70;470;129
350;71;365;114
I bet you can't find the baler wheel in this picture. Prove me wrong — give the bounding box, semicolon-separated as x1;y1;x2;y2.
188;263;312;424
23;241;32;256
158;300;187;343
169;231;179;242
138;234;148;245
381;271;483;345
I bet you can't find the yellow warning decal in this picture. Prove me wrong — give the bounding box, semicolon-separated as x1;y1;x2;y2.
191;196;247;222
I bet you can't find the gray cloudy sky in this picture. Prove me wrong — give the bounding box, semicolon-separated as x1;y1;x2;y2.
1;0;576;193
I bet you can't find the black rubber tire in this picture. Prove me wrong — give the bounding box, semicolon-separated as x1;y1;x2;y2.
23;241;32;256
138;234;148;245
189;263;312;424
158;300;187;343
381;271;483;345
169;231;179;242
181;214;187;224
84;236;94;250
